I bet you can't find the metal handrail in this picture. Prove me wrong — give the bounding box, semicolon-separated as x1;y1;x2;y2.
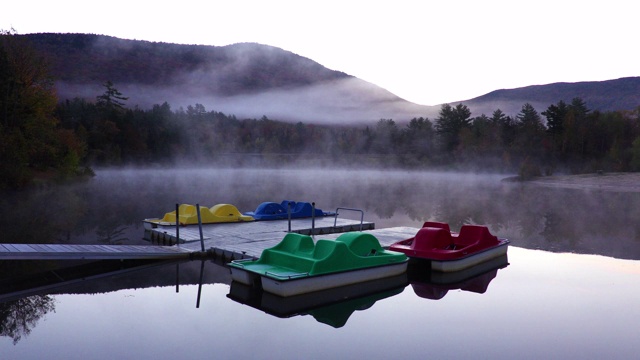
334;207;365;231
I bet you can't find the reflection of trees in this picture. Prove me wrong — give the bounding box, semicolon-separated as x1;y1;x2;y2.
97;224;130;245
2;168;640;259
0;296;56;344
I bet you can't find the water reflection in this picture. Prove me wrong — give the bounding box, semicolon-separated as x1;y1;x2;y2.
2;249;640;359
1;167;638;260
0;296;55;345
407;255;509;300
226;255;510;326
227;273;407;328
0;254;508;341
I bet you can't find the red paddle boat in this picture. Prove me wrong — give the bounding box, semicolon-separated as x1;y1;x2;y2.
388;221;509;272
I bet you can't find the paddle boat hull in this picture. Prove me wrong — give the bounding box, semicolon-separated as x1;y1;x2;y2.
430;242;508;272
389;221;509;272
256;261;407;297
229;232;408;297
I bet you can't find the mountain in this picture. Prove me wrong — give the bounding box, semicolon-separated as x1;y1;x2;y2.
461;77;640;117
21;33;433;124
20;33;640;124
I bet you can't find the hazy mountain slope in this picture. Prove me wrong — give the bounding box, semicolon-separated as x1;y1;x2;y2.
460;77;640;117
21;33;639;124
23;33;436;124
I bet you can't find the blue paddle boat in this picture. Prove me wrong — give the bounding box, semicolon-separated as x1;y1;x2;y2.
244;200;335;220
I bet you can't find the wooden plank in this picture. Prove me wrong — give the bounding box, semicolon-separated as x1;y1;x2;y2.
37;244;61;252
95;245;122;252
0;242;192;260
0;244;16;252
54;244;79;252
4;243;22;252
10;244;38;252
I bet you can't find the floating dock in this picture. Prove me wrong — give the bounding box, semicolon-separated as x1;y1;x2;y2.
150;218;419;261
145;216;383;260
0;216;420;261
144;216;375;245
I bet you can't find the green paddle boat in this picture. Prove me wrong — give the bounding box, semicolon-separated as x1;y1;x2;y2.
229;232;408;297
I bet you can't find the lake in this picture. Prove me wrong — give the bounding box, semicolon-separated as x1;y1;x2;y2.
1;167;640;359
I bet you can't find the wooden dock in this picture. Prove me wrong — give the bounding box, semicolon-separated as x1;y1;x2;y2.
0;243;191;260
0;216;419;262
144;216;376;245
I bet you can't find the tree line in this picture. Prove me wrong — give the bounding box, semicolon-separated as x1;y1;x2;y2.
2;30;640;189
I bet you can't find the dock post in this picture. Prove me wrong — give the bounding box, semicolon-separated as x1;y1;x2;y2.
196;203;205;252
175;263;180;293
175;204;180;247
196;260;205;308
287;201;292;232
312;202;316;235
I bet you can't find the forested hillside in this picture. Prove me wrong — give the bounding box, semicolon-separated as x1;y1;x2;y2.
2;31;640;189
21;33;430;124
22;33;349;94
463;77;640;117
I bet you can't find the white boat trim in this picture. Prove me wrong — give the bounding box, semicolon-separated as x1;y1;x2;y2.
229;260;262;285
430;242;509;272
259;261;409;297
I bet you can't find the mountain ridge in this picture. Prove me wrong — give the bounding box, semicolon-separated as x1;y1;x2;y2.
21;33;640;123
462;76;640;116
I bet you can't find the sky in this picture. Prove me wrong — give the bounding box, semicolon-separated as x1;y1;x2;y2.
3;0;638;106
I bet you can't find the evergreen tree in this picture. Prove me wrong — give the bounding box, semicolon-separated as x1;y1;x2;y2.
542;100;568;135
96;81;128;111
435;103;472;153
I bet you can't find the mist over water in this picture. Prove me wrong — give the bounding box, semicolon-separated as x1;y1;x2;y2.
1;166;638;260
56;77;436;125
2;167;640;359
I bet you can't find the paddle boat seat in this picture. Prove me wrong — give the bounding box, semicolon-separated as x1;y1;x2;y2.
312;239;338;259
270;233;315;255
457;225;499;248
258;233;316;272
413;227;453;250
335;232;385;257
421;221;451;232
160;204;196;223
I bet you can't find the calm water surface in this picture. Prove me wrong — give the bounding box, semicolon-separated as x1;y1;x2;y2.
1;167;639;359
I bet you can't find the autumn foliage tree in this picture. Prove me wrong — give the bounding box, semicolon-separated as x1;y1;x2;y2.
0;30;86;188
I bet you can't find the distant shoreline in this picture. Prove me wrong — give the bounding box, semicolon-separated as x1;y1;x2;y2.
523;172;640;192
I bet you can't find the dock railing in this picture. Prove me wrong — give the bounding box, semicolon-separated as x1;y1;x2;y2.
334;207;365;231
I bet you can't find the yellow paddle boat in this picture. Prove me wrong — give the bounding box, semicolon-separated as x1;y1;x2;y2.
143;203;254;229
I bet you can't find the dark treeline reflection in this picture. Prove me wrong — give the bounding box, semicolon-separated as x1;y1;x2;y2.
0;296;55;345
1;167;639;260
0;259;232;344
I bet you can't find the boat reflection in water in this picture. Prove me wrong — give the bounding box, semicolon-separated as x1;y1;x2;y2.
407;254;509;300
227;273;408;328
